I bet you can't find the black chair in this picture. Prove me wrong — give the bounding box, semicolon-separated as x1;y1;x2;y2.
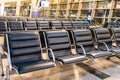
0;21;8;35
7;17;17;21
111;28;120;54
114;22;120;28
37;21;50;30
4;31;56;80
62;21;73;30
72;29;112;58
81;21;90;29
51;21;62;29
17;17;27;21
107;22;115;28
23;21;37;30
44;31;87;65
0;17;7;21
72;21;81;29
94;28;120;55
27;18;35;21
8;21;24;31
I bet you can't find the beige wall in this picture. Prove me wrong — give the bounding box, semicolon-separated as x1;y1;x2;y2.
0;0;18;3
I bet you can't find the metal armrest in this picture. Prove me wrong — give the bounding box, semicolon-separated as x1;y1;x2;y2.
0;44;4;75
111;34;114;39
25;28;28;31
98;42;110;51
46;48;55;63
53;26;56;30
0;44;4;55
76;44;87;56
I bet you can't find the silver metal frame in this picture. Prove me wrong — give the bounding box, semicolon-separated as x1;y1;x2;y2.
46;48;56;66
98;42;110;51
0;44;4;76
76;44;87;56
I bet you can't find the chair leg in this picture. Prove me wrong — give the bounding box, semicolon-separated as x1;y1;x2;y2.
106;57;110;60
0;53;4;76
106;55;114;60
6;66;10;80
115;54;120;59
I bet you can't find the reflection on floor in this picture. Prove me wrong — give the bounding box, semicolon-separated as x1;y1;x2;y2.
0;37;120;80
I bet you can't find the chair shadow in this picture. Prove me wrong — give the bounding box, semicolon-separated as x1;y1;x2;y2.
76;62;110;79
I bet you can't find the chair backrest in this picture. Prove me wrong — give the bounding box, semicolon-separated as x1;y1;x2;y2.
72;29;94;53
93;28;112;49
37;21;49;30
81;21;90;29
44;31;71;58
8;21;24;31
6;32;42;65
114;22;120;28
17;17;26;21
0;17;7;21
0;21;7;35
107;22;115;28
27;18;35;21
72;21;81;29
23;21;37;30
62;21;73;30
112;28;120;47
7;17;17;21
51;21;62;29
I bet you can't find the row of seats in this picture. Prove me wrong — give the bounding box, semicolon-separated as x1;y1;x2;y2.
0;20;90;35
1;28;120;79
0;17;87;22
104;21;120;28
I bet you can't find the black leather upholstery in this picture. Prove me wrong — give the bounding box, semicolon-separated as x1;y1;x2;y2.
6;32;55;74
8;21;24;31
94;28;112;50
94;28;120;54
51;21;62;29
111;28;120;54
72;21;81;29
0;21;7;35
108;22;115;28
23;21;37;30
45;31;87;65
112;28;120;46
72;29;112;58
81;21;90;29
62;21;73;30
37;21;49;30
114;22;120;28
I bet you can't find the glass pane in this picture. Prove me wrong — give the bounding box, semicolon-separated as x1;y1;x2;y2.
70;3;79;10
115;0;120;8
51;4;57;9
60;4;67;10
82;2;93;9
69;10;78;17
113;9;120;17
81;10;92;18
96;1;111;9
95;10;109;17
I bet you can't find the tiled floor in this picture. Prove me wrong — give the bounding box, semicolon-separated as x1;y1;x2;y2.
0;36;120;80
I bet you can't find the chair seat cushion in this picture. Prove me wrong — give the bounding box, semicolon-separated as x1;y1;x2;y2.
56;54;87;65
14;60;55;74
87;50;112;58
109;47;120;54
